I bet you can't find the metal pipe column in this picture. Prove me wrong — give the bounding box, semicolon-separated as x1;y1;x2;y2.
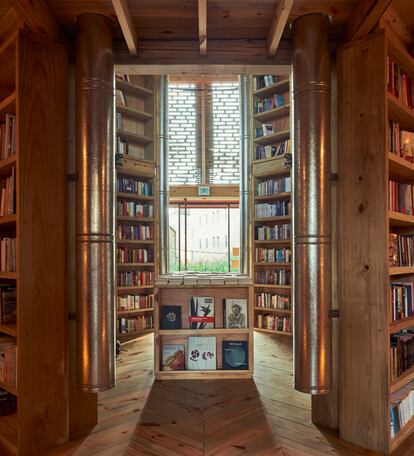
76;13;115;392
159;75;169;274
292;13;331;395
239;75;251;275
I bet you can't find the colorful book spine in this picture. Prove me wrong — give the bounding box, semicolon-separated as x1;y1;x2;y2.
255;269;291;286
255;223;291;241
255;201;290;218
255;292;291;310
117;224;153;241
116;247;153;264
117;270;154;287
256;176;291;196
117;201;154;218
117;294;154;311
255;248;291;263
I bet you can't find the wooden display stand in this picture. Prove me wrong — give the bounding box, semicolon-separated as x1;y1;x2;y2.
252;75;292;337
338;29;414;453
116;75;157;344
154;276;254;379
0;30;68;454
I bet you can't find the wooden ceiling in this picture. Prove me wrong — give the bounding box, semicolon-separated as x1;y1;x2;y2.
0;0;412;72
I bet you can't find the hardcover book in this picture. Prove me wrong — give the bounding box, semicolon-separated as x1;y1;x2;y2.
160;305;182;330
222;341;248;370
401;130;414;162
161;345;185;371
223;299;248;329
188;336;216;370
189;296;214;329
389;233;399;267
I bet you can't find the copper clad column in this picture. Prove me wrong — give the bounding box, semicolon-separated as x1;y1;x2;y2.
292;13;331;394
76;14;115;392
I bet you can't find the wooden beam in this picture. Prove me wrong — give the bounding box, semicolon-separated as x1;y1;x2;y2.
112;0;138;56
267;0;294;56
380;6;414;48
198;0;207;55
345;0;392;41
9;0;66;43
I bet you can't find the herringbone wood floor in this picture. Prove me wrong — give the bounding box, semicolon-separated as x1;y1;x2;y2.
50;333;414;455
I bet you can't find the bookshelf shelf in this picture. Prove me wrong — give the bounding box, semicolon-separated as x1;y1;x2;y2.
254;284;291;289
117;263;155;267
116;79;153;98
254;307;291;314
389;266;414;276
0;156;16;177
0;214;16;227
254;239;291;245
391;364;414;394
388;153;414;181
254;130;290;146
254;327;292;336
0;323;16;337
254;215;291;223
388;210;414;226
117;239;154;245
116;105;153;121
388;92;414;129
254;192;291;201
254;105;290;123
117;192;154;201
390;316;414;333
0;92;15;118
117;285;154;291
156;370;252;380
254;262;291;267
116;129;153;146
253;79;289;98
0;380;16;396
117;308;154;315
158;328;251;336
117;216;154;223
0;272;17;280
118;329;153;345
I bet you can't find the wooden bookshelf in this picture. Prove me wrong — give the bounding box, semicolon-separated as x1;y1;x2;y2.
254;327;292;336
0;30;68;454
154;281;254;379
338;30;414;454
252;75;292;338
116;76;157;343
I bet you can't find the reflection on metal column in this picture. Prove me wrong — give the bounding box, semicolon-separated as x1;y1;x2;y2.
76;13;115;392
292;13;332;395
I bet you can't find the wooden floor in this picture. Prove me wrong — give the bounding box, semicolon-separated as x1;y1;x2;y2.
49;333;414;455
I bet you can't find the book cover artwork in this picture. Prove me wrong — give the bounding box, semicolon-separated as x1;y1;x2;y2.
224;299;248;329
189;296;215;329
162;345;185;371
188;337;216;370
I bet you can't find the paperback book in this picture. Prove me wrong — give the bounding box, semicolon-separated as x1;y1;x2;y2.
223;299;248;329
222;341;248;370
160;305;182;330
161;345;185;371
188;336;216;370
189;296;214;329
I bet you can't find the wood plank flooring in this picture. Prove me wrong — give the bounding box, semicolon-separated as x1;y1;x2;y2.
49;333;414;455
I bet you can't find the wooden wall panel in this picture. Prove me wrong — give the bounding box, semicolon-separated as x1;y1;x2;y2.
337;31;389;453
17;30;69;453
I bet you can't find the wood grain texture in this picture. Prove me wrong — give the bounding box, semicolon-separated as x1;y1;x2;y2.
198;0;207;55
337;31;389;453
267;0;294;56
48;332;414;455
112;0;138;55
17;30;69;453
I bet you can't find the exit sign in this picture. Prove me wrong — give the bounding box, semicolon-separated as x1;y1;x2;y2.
198;186;210;196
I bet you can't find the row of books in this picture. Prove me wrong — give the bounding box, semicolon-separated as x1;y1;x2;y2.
0;339;16;388
161;298;248;330
256;314;291;333
254;94;285;114
388;57;413;109
391;282;414;322
389;121;414;161
255;269;291;286
255;140;291;161
162;338;248;371
390;381;414;438
117;201;154;218
117;224;153;241
118;270;154;287
389;180;414;214
117;293;154;311
117;315;153;334
0;238;15;273
254;75;278;91
116;247;153;264
255;292;291;310
389;233;414;268
255;124;273;139
0;115;16;161
0;286;15;325
255;223;291;241
390;331;414;381
0;169;14;217
255;247;291;263
117;177;153;196
255;176;291;196
255;201;290;218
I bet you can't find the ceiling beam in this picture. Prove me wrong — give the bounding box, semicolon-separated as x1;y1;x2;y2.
267;0;294;56
112;0;138;55
198;0;207;55
345;0;392;41
9;0;66;43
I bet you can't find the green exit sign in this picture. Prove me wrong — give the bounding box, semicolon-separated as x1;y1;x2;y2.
198;186;210;196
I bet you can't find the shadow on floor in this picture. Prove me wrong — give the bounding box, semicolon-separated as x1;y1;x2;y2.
125;378;282;455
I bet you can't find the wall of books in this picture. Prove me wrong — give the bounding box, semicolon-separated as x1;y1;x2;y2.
154;275;253;379
115;74;157;344
252;75;292;337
